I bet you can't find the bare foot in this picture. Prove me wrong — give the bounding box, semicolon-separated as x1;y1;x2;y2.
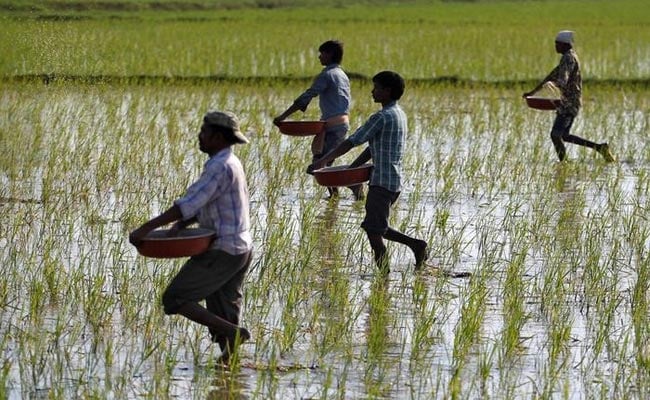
216;327;251;366
350;184;365;201
327;187;339;199
413;240;429;270
238;327;251;342
374;248;390;274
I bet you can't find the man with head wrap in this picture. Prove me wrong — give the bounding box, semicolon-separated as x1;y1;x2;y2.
523;30;615;162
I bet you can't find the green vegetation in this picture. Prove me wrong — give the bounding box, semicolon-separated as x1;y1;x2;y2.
1;0;649;82
1;0;650;398
1;0;423;12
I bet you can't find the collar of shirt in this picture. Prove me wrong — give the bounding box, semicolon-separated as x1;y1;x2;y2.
383;101;398;109
206;147;233;166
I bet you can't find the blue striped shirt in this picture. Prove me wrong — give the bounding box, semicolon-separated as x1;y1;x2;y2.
347;101;406;192
174;148;252;255
293;63;350;120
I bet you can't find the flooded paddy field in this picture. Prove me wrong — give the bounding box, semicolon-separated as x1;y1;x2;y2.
1;81;649;399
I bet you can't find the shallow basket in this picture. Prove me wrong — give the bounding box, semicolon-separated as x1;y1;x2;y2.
312;164;373;187
136;228;216;258
525;96;560;111
276;121;325;136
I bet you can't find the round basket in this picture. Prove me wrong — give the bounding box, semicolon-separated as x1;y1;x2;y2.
136;228;216;258
525;96;560;111
312;164;373;187
276;121;325;136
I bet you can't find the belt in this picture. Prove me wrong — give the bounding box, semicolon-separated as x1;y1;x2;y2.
323;114;349;128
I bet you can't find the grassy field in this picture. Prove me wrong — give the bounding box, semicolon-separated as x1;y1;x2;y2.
2;79;649;399
1;0;650;399
1;0;649;81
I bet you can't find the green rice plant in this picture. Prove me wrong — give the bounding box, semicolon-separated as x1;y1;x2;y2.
408;275;439;364
2;1;650;81
631;253;650;393
2;72;650;398
448;256;494;398
500;241;530;362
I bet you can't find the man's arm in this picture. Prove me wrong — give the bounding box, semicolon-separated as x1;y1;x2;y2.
274;72;328;124
523;65;560;97
129;204;183;246
168;215;198;235
273;103;302;124
551;54;573;88
307;139;355;173
349;147;371;168
307;110;381;172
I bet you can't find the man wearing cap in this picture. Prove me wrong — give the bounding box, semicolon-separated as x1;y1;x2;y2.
523;30;615;162
129;111;252;365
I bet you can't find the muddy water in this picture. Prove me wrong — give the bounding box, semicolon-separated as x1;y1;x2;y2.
1;84;648;399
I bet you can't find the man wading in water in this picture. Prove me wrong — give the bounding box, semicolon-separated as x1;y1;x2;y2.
130;111;252;365
309;71;428;273
523;30;615;163
274;40;363;200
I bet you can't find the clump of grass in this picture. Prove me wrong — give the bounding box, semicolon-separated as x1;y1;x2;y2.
1;77;649;398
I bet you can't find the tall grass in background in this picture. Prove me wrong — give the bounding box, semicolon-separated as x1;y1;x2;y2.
1;0;649;81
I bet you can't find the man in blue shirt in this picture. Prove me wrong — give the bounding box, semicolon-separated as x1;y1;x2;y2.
130;111;252;365
309;71;428;272
274;40;362;199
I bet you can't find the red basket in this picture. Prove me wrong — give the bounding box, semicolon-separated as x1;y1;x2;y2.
276;121;325;136
136;228;216;258
525;96;560;111
312;164;373;187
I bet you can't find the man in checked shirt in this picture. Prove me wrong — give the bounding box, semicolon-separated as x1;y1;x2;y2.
309;71;428;273
130;111;252;365
523;30;615;162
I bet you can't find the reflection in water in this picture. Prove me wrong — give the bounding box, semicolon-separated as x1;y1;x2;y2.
314;198;341;266
206;376;248;400
552;164;584;251
362;275;397;398
205;367;251;400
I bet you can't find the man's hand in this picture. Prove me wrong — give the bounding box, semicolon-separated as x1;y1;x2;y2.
307;158;327;175
167;221;184;237
129;225;151;247
128;205;184;248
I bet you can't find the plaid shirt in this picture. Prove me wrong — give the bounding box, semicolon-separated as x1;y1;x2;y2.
348;101;406;192
293;63;350;120
545;49;582;116
174;148;252;255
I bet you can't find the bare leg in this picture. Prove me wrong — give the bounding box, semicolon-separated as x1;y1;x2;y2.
383;228;428;269
563;133;597;148
176;302;250;364
551;134;567;161
367;233;389;273
550;113;599;161
327;187;339;198
349;184;364;201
